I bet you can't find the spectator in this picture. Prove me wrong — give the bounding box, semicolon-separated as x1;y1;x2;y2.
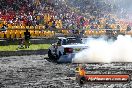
24;29;31;48
126;25;131;32
117;24;120;30
105;24;110;29
1;24;7;31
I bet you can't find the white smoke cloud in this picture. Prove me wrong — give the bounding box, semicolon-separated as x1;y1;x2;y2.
73;35;132;63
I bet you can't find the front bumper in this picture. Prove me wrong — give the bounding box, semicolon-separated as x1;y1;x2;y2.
57;53;75;63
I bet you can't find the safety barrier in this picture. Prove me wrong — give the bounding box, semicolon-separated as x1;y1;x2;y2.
84;30;106;36
0;29;55;39
5;25;45;30
84;29;129;36
0;29;130;39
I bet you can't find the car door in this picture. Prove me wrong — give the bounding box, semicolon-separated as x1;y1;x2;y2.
53;39;62;54
57;39;68;55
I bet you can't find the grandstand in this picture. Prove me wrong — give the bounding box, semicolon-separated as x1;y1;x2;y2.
0;0;131;39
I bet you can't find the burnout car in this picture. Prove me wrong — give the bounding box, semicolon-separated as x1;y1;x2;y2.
48;37;88;63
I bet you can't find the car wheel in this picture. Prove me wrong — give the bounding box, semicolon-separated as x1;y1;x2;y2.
54;54;59;60
55;51;62;60
48;50;53;59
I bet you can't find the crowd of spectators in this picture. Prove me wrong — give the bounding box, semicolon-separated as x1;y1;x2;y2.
0;0;130;32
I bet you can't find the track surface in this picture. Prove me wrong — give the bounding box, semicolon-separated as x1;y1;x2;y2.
0;55;132;88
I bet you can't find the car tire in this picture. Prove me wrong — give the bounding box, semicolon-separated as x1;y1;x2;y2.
55;51;62;61
54;54;59;60
48;50;53;59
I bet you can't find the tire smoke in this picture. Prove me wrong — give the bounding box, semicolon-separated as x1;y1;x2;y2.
73;35;132;63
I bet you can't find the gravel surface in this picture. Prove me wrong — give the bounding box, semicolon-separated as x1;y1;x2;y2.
0;55;132;88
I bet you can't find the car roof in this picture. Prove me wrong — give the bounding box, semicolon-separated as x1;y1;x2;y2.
67;37;76;39
57;37;67;39
57;37;77;39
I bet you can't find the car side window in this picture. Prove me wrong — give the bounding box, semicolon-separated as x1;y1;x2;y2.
62;39;67;45
57;39;62;46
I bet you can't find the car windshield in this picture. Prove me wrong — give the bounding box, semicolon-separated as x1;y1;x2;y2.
66;38;82;44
